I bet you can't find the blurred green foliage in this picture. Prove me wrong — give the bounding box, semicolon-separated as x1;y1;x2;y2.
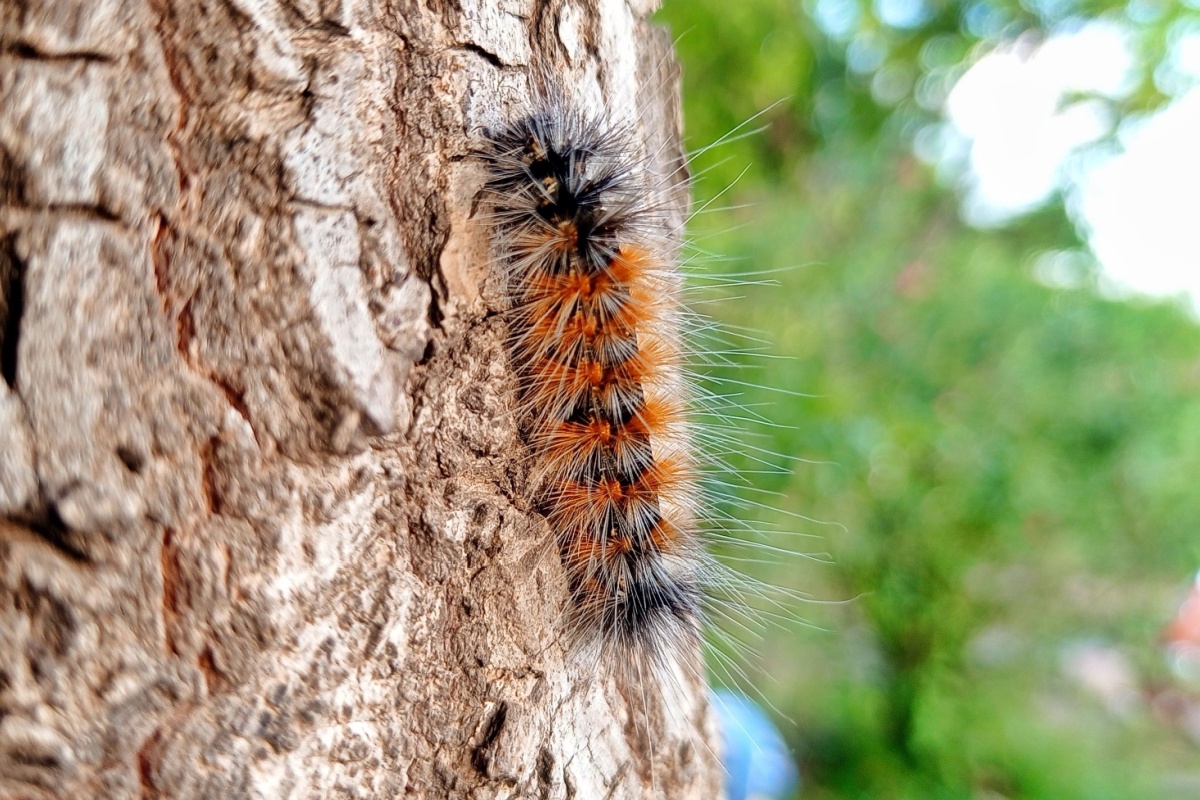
655;0;1200;797
660;0;1199;194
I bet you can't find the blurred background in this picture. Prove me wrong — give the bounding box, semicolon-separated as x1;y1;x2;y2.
653;0;1200;797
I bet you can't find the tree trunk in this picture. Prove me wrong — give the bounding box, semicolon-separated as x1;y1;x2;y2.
0;0;720;798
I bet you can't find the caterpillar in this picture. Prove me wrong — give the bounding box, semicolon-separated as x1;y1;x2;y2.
479;100;710;674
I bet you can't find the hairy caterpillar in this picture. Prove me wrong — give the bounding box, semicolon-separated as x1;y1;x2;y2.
478;99;714;674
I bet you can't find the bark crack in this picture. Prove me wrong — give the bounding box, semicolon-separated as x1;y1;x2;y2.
1;233;23;388
0;41;116;64
136;727;163;800
160;527;179;655
150;213;171;311
455;43;506;70
470;700;508;776
5;203;124;223
198;437;223;516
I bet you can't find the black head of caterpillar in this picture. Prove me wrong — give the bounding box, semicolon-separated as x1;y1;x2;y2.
481;110;655;277
479;103;709;674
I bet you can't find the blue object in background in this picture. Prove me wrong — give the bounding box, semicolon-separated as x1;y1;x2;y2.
713;689;801;800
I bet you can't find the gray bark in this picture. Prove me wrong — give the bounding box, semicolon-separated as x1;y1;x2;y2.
0;0;721;798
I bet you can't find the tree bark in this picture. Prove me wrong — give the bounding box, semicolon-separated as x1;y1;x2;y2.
0;1;720;798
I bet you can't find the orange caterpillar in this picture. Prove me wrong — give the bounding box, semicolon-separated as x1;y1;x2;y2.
481;105;707;669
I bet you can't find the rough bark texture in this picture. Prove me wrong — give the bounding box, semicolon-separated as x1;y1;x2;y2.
0;0;720;798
